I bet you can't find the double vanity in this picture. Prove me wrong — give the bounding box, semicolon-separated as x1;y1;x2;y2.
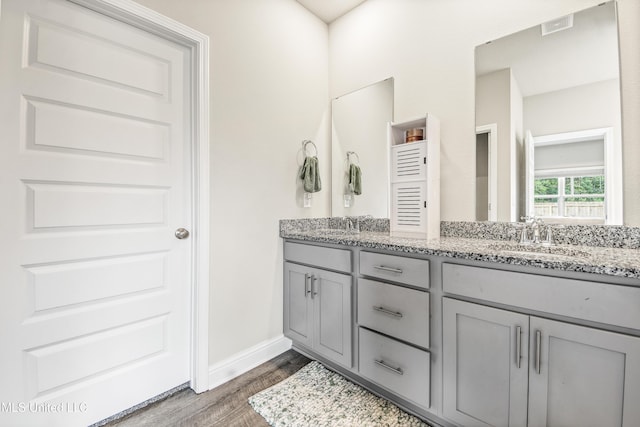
281;218;640;427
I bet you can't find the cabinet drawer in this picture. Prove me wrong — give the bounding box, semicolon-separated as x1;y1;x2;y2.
360;251;429;289
284;241;351;273
358;328;430;408
358;278;429;348
443;263;640;331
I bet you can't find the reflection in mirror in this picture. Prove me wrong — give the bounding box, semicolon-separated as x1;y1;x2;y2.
331;78;394;217
475;1;622;224
525;127;622;225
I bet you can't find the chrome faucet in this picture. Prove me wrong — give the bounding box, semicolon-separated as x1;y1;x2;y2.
344;216;360;233
531;218;542;244
520;216;545;245
542;226;554;247
516;223;530;245
541;224;564;246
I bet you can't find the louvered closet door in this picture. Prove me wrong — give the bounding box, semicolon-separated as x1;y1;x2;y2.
391;142;427;182
391;142;428;236
391;182;428;233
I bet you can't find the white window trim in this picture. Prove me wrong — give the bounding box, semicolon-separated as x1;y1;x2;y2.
529;127;621;225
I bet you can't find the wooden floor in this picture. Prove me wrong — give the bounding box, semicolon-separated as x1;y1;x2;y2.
105;350;311;427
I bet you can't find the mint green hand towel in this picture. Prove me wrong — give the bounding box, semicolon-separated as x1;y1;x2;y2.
349;163;362;195
300;156;322;193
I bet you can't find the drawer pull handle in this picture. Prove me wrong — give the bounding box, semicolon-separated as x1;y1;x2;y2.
373;306;403;318
374;359;404;376
374;265;403;274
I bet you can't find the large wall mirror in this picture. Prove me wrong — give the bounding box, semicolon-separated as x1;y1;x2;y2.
475;1;622;225
331;78;394;217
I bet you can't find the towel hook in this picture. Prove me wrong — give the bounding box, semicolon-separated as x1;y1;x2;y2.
302;140;318;157
347;151;360;165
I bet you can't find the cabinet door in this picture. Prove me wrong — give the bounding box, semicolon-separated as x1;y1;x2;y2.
390;181;428;238
283;262;313;348
443;298;529;427
528;317;640;427
390;141;427;182
313;269;352;368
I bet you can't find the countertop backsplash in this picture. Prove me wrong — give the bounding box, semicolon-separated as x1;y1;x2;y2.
280;216;390;234
280;218;640;249
440;221;640;249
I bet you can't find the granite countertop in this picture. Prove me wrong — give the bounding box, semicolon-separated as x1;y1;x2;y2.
281;227;640;280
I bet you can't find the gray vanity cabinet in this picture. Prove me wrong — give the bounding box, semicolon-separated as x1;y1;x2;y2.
283;243;353;369
527;317;640;427
443;297;640;427
442;298;529;427
283;262;313;348
281;220;640;427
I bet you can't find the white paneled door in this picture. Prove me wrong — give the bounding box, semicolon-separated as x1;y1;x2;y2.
0;0;193;425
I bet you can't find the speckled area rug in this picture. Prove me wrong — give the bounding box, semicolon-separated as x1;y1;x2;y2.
248;361;430;427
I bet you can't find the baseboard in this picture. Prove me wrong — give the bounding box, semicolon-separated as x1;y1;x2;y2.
208;335;292;390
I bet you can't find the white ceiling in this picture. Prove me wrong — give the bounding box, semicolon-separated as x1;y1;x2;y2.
296;0;368;23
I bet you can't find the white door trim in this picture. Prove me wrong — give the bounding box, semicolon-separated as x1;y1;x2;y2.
62;0;211;393
476;124;498;221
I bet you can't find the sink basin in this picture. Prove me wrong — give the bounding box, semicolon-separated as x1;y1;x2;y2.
488;242;590;260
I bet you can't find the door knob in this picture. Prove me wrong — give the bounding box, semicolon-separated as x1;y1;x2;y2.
175;228;190;239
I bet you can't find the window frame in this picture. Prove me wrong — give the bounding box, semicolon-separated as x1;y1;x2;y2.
526;127;621;225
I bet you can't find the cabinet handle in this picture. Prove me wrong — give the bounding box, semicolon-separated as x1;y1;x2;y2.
311;275;318;299
374;359;404;376
535;330;542;374
515;326;522;369
374;265;403;274
373;306;403;318
304;274;311;296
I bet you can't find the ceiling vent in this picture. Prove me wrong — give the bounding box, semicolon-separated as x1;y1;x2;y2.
541;14;574;36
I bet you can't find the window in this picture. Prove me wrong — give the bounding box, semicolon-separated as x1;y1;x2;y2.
526;127;621;225
534;175;605;220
